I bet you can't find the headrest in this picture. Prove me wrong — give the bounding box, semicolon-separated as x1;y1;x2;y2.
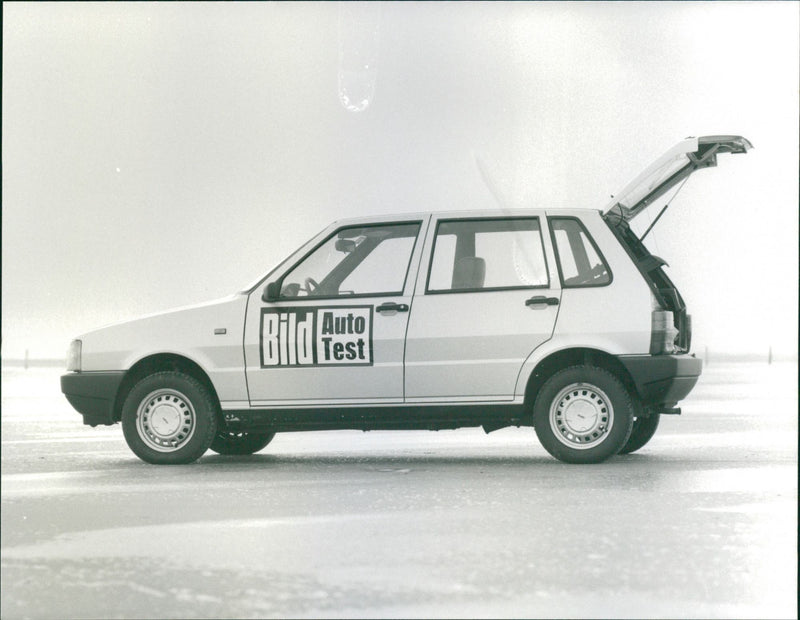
452;256;486;290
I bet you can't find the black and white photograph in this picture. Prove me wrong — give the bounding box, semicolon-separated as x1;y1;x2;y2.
2;2;797;618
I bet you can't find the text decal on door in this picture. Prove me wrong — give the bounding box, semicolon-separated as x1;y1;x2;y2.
259;306;374;367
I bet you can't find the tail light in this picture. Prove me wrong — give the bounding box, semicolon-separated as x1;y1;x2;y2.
680;313;692;352
650;309;679;354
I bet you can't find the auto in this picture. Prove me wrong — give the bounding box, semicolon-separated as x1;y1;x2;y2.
61;135;752;464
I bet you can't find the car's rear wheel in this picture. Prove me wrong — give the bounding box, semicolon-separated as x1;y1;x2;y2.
210;430;276;455
619;413;660;454
533;365;634;464
121;371;217;464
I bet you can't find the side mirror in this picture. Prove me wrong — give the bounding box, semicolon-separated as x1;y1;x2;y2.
335;239;356;253
262;281;280;302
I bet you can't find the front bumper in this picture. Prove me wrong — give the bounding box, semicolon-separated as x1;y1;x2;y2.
61;371;125;426
618;354;702;407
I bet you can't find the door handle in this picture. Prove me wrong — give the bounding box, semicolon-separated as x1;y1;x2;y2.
525;296;559;307
376;302;409;313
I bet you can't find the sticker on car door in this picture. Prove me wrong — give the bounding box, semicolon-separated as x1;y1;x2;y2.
259;306;373;367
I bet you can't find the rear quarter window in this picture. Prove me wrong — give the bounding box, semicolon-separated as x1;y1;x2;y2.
549;217;612;287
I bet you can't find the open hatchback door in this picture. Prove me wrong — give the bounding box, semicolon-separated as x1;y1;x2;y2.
601;134;752;356
604;135;752;223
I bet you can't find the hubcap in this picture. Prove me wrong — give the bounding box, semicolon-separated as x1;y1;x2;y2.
136;388;196;452
550;383;614;450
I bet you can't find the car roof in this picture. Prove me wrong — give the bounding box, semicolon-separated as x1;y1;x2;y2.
329;207;602;228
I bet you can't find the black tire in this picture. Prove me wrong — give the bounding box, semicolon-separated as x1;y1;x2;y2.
121;371;218;464
209;430;276;455
533;365;635;464
618;413;660;454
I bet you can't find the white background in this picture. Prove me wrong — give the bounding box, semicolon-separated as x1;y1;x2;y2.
3;2;798;359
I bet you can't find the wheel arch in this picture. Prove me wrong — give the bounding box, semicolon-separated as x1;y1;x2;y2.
522;347;640;414
113;353;221;423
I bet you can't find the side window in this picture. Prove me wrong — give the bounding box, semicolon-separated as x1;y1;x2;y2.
340;236;415;293
427;218;548;293
279;222;420;298
550;218;611;287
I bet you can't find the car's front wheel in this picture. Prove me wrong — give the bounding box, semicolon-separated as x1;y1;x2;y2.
209;430;276;455
121;371;217;464
533;365;634;464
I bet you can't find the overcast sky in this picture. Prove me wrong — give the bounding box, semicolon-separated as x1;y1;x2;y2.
2;1;798;359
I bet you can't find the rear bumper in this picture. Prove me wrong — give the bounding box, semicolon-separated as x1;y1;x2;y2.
618;354;702;407
61;372;125;426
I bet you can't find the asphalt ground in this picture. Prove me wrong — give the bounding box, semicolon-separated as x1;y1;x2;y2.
1;361;797;619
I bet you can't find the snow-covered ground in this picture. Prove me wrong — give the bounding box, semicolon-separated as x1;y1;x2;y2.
1;362;797;619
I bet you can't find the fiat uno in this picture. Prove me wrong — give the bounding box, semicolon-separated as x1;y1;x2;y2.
61;135;751;464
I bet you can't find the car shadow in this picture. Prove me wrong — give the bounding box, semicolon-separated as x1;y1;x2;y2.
196;451;654;469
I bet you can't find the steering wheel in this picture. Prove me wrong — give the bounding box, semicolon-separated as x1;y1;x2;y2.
304;277;319;295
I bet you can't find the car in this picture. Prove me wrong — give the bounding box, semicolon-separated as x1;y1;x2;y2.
61;135;752;464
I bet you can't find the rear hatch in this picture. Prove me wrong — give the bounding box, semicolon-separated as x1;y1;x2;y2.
603;135;752;354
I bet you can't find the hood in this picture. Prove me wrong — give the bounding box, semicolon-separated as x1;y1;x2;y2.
77;294;248;371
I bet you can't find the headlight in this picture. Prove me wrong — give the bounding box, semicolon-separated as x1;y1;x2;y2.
66;340;82;371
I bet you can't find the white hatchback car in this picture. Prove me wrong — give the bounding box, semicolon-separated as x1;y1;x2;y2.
62;135;751;464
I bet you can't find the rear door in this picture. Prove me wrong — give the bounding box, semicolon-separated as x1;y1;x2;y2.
404;214;560;402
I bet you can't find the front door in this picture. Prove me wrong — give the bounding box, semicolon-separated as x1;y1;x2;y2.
404;215;560;402
244;218;426;406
